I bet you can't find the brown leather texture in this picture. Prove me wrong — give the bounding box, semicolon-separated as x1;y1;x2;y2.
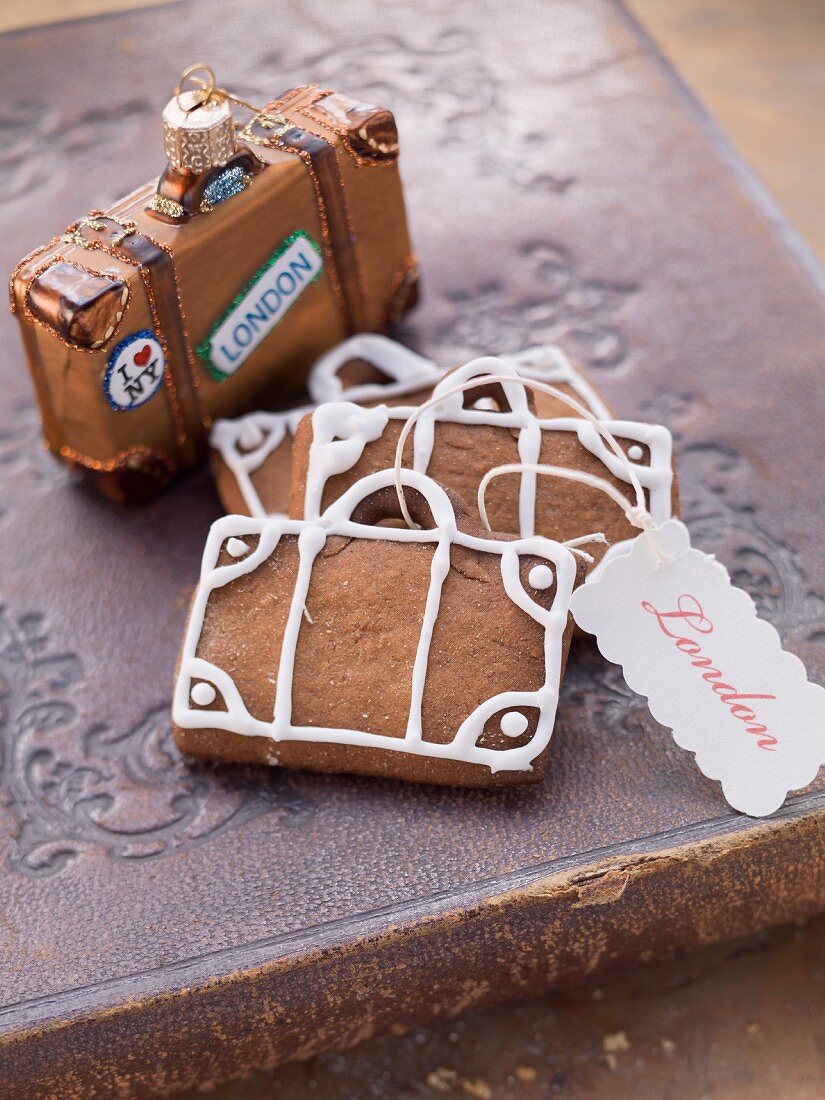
176;915;825;1098
1;1;824;1096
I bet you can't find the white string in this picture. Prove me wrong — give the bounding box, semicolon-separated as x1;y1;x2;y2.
478;463;670;564
391;367;668;560
565;532;609;549
555;533;607;566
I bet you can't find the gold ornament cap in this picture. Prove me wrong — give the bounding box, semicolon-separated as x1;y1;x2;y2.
162;65;237;173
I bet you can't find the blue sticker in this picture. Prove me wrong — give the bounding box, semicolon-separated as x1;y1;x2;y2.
104;330;165;411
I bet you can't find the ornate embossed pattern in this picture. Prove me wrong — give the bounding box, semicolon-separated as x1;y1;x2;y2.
433;240;637;369
641;391;825;650
0;99;152;205
0;606;311;876
262;29;574;193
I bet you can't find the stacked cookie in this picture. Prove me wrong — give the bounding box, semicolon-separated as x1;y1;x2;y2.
173;337;677;787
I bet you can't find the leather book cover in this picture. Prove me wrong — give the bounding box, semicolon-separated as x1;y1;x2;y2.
1;1;824;1096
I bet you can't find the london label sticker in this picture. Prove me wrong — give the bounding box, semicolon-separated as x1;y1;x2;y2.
104;330;166;411
198;230;324;380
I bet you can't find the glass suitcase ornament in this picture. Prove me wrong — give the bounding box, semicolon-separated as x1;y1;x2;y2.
10;69;417;501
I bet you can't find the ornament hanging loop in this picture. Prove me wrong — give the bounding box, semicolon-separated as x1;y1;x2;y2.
175;63;217;112
174;62;265;117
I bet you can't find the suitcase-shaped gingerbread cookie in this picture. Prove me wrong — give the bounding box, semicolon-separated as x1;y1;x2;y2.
209;335;614;517
290;356;677;567
173;469;584;787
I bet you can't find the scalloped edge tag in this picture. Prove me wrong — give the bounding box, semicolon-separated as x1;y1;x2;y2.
570;520;825;816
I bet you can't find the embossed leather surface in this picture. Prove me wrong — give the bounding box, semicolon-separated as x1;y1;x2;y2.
1;1;824;1096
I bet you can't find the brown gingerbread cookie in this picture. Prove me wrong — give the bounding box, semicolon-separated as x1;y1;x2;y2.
173;469;585;787
288;357;678;568
209;335;612;516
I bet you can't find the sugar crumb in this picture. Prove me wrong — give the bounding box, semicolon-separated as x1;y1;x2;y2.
461;1079;492;1099
603;1031;630;1053
426;1067;458;1092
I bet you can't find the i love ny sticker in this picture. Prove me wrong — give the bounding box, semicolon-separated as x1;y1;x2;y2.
104;330;165;411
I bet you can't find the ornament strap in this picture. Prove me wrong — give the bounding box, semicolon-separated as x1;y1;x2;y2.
60;214;210;466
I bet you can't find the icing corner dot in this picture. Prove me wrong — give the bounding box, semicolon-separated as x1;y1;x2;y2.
627;444;644;461
500;711;529;738
226;537;250;558
191;681;217;707
528;564;554;590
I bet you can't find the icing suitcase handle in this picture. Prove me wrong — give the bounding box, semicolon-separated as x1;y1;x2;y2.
428;356;534;418
322;465;471;534
307;334;441;403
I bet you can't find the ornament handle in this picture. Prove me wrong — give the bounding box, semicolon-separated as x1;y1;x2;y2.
174;62;265;117
175;63;217;112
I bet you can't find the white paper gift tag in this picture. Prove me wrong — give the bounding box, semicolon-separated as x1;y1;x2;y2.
570;520;825;816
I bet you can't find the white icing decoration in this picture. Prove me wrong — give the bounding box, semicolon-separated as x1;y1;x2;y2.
528;564;555;590
627;444;644;461
500;711;529;737
472;397;498;411
209;338;620;518
191;681;217;706
174;469;577;774
502;344;612;421
238;421;265;451
307;333;441;403
303;356;674;536
226;537;250;558
304;404;388;521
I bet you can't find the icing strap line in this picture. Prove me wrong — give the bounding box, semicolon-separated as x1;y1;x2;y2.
478;462;671;565
392;364;669;561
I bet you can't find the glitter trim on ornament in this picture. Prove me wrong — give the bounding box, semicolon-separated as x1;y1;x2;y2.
200;166;253;213
150;194;185;219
